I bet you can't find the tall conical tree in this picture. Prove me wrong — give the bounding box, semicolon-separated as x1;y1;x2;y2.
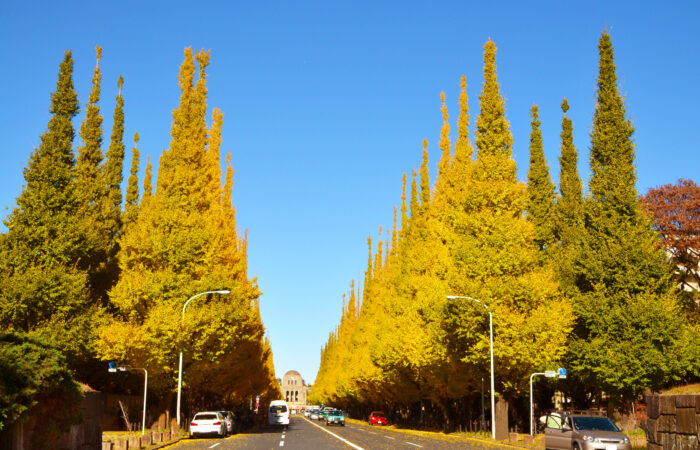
97;74;126;302
453;75;473;170
76;47;104;179
103;76;126;240
563;32;686;405
554;99;585;295
445;40;572;405
419;139;430;210
526;105;556;254
0;51;99;374
142;156;153;201
74;46;108;284
98;49;273;401
124;132;140;227
434;93;455;212
556;99;584;237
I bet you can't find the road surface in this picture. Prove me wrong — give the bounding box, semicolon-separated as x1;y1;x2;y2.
171;415;508;449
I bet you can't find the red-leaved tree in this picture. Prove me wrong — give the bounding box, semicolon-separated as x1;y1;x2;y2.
641;179;700;296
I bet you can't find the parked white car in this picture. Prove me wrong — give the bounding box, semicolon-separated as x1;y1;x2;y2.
190;411;226;438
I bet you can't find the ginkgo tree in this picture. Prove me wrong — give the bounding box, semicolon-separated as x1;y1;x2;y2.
313;39;573;429
96;48;278;405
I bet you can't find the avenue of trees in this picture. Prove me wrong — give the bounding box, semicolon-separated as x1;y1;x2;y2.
0;47;280;431
311;33;700;431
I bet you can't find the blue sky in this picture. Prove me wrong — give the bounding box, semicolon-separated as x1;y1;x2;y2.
1;1;698;385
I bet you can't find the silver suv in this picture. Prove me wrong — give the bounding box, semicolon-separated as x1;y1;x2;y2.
544;412;631;450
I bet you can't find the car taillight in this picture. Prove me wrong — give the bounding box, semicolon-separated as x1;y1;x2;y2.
191;422;197;426
213;421;221;425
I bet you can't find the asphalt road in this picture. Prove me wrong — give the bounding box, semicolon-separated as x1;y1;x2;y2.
170;415;504;449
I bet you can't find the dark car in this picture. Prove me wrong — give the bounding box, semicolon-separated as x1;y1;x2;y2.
219;411;234;435
326;410;345;426
368;411;387;426
544;412;631;450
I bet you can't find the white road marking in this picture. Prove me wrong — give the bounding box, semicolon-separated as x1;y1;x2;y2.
406;442;423;448
367;431;377;435
303;417;365;450
384;435;396;439
279;441;284;446
209;444;220;448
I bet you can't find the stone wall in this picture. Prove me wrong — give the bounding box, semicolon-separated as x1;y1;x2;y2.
0;389;103;450
642;393;699;449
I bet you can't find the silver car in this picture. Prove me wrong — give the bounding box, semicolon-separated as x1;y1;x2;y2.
544;413;631;450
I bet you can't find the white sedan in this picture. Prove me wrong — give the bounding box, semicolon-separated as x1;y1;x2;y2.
190;411;226;438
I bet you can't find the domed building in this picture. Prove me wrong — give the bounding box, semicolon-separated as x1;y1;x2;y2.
280;370;309;412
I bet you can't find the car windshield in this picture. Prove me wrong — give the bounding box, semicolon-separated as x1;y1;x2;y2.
194;413;218;420
329;410;343;416
270;405;287;413
373;412;385;417
573;416;620;432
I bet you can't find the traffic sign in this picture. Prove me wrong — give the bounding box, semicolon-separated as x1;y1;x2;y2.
544;370;557;378
558;367;567;379
108;362;117;373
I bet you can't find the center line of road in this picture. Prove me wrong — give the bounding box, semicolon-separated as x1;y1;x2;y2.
303;417;365;450
367;431;377;435
279;441;284;447
209;444;220;449
406;442;423;448
384;435;396;439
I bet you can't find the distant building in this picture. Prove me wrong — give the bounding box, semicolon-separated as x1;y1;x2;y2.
281;370;310;410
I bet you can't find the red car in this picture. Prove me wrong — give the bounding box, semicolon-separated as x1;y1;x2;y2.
368;411;387;426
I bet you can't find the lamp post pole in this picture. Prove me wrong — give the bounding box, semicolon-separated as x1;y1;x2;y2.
134;368;148;435
176;290;231;426
529;372;545;436
481;376;485;432
447;295;495;440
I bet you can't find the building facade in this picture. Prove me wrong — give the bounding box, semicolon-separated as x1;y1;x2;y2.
280;370;309;410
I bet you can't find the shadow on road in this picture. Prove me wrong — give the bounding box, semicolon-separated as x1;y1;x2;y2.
233;418;303;435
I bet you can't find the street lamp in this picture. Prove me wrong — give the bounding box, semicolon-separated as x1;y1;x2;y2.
529;368;566;436
446;295;495;440
176;290;231;426
109;362;148;435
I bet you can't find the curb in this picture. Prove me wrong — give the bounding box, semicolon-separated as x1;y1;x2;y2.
344;418;538;449
151;437;183;449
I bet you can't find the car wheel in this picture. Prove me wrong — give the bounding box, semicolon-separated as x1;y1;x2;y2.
572;443;581;450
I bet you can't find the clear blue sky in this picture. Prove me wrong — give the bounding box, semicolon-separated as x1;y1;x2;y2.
1;1;698;385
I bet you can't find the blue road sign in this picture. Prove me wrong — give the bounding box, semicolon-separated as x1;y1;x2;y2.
558;367;566;376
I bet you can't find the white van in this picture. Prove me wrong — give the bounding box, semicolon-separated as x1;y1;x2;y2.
268;400;290;425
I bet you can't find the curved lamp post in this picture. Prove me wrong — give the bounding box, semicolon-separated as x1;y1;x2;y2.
446;295;495;440
176;290;231;425
530;368;566;435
